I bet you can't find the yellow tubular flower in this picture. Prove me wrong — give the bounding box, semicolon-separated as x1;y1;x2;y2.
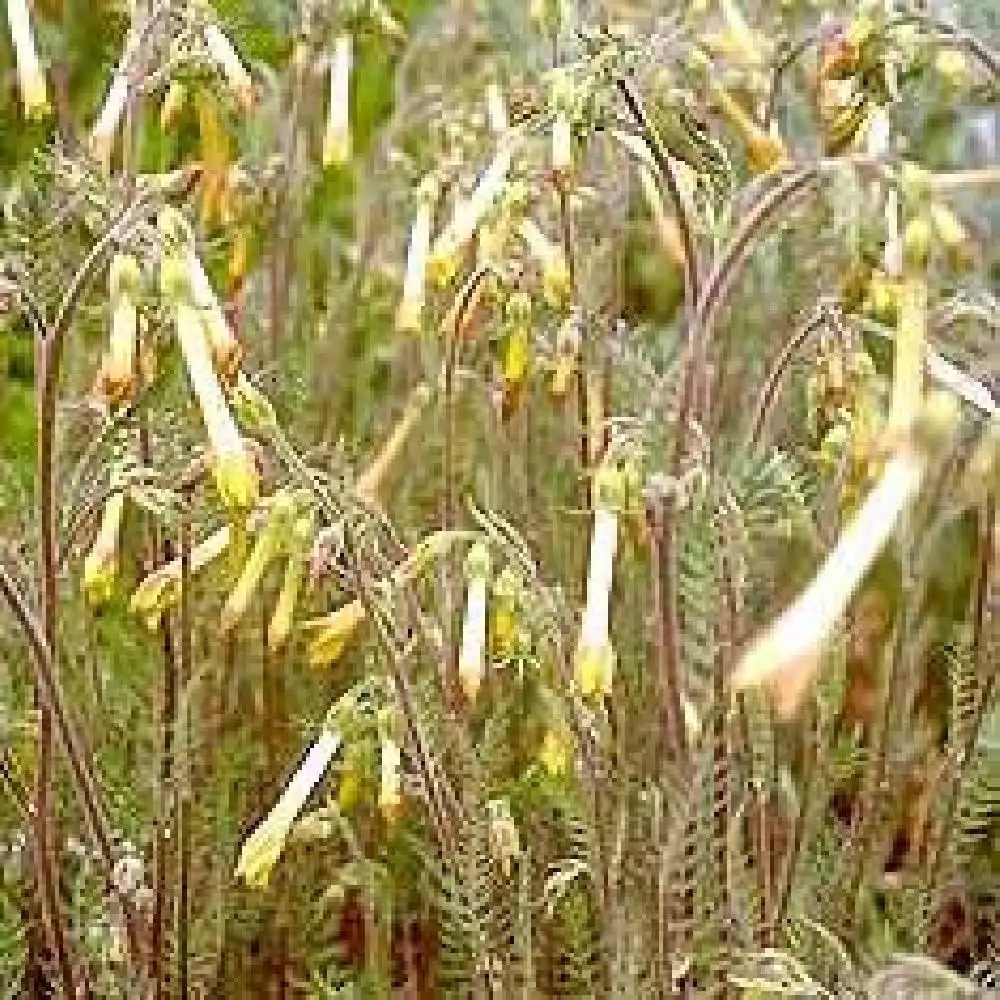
236;728;341;886
322;34;352;167
130;525;232;630
307;530;463;667
519;219;570;309
709;80;788;174
574;465;624;699
161;255;258;518
220;493;295;632
204;22;254;111
539;725;571;778
930;202;973;268
6;0;48;119
458;543;490;702
395;177;436;335
306;599;367;666
733;397;958;716
502;291;532;392
160;80;187;130
90;66;130;167
83;492;126;607
428;144;514;288
268;515;313;652
355;383;432;502
378;737;402;820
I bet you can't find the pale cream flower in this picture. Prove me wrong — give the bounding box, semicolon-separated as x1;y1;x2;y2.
551;111;572;178
161;255;257;516
733;445;936;715
236;729;341;886
428;144;514;287
187;249;242;382
574;465;623;698
94;254;141;408
395;178;436;335
6;0;48;119
204;22;254;111
887;276;927;437
322;34;351;166
83;492;126;607
458;543;490;701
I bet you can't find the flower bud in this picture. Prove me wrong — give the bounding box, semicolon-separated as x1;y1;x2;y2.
160;80;187;130
268;515;313;651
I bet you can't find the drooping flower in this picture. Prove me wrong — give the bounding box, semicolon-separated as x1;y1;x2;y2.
395;177;437;335
160;254;258;518
550;313;580;399
501;291;532;404
551;111;572;180
130;525;232;630
235;728;341;886
268;515;313;652
221;492;296;632
539;725;571;778
94;254;141;408
6;0;49;120
458;542;491;702
83;492;126;607
574;464;624;699
428;144;515;288
519;219;570;309
733;396;958;715
322;34;352;167
204;22;254;111
709;80;788;174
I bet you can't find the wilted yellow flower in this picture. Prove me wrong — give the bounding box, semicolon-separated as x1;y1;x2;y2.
709;80;787;174
221;493;295;633
519;219;570;308
574;464;624;699
204;22;254;111
395;177;436;335
378;737;402;820
160;80;187;130
502;291;532;392
490;566;522;658
428;144;514;287
130;525;232;629
268;515;313;652
733;398;959;715
458;543;490;702
236;728;341;886
6;0;49;120
83;492;126;607
161;255;258;517
322;34;352;167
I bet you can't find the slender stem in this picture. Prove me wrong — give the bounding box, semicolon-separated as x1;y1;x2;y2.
176;488;193;998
